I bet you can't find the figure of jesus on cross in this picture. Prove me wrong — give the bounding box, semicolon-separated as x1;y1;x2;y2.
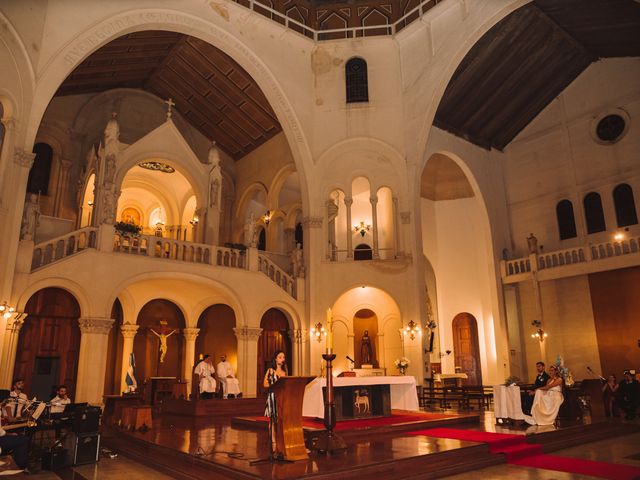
150;320;176;364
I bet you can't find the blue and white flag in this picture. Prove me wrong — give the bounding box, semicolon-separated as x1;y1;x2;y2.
125;352;137;391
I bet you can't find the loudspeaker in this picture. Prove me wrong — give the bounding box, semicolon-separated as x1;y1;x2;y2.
73;433;100;465
73;406;100;434
41;447;69;470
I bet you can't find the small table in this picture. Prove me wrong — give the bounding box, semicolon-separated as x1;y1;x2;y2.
102;394;142;426
493;385;524;422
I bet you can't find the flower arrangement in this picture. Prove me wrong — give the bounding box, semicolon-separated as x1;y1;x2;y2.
504;375;522;386
394;357;410;374
554;355;574;386
114;221;141;236
426;320;437;330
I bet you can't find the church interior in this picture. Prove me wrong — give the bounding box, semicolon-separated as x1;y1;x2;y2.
0;0;639;478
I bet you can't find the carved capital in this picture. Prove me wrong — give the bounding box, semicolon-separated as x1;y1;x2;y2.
400;211;411;224
120;323;140;339
2;117;17;131
183;327;200;341
233;326;263;341
6;317;25;334
13;148;35;169
344;197;353;207
79;317;114;335
370;195;378;204
302;216;323;228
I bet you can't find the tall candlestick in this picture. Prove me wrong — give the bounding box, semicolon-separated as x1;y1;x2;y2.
326;308;333;352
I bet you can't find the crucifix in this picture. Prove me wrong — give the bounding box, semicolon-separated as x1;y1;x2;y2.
164;97;175;120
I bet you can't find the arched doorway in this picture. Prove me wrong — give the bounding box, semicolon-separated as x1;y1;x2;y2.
196;304;237;373
256;308;291;395
133;299;185;381
452;313;482;386
354;243;372;260
353;309;379;367
14;288;81;400
103;299;124;395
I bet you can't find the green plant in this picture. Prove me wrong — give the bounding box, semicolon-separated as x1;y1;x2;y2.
114;221;142;236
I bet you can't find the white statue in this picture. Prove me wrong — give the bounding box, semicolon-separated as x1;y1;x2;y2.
104;154;116;185
20;194;40;240
244;212;257;247
209;178;220;208
291;242;305;278
208;141;220;167
104;112;120;145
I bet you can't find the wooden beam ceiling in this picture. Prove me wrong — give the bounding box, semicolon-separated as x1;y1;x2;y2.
434;0;640;151
56;31;281;160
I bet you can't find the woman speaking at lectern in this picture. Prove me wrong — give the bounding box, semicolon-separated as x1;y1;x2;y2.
263;350;288;452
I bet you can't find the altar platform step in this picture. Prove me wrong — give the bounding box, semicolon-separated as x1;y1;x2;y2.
161;396;265;417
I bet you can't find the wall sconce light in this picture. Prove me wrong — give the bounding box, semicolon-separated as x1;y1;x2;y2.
402;320;421;340
87;201;94;207
155;221;165;229
530;319;548;342
353;221;371;237
310;322;326;342
0;301;22;321
189;215;199;226
614;232;625;241
263;210;273;227
439;349;452;358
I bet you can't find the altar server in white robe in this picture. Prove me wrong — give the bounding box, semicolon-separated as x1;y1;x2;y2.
216;355;242;399
194;355;217;399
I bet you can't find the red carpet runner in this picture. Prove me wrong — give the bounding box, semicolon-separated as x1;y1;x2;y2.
409;427;640;480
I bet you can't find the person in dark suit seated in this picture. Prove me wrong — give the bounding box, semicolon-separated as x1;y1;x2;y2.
619;370;638;420
0;407;30;470
522;361;550;415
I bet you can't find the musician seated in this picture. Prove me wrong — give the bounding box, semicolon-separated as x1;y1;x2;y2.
50;385;71;414
6;379;28;421
0;407;30;470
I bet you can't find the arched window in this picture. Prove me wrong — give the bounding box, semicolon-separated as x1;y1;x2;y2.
583;192;606;234
294;222;303;248
556;200;577;240
345;58;368;103
613;184;638;228
27;143;53;195
354;243;372;261
257;227;266;251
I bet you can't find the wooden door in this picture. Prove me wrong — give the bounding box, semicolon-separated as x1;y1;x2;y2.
14;288;81;398
257;308;291;395
452;313;482;386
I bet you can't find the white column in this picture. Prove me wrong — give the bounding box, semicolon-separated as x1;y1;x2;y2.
182;328;200;395
392;196;401;258
119;324;139;394
370;194;380;259
345;197;353;259
234;326;262;397
75;317;114;405
0;315;25;389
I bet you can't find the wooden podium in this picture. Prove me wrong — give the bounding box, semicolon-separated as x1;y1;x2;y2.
270;376;315;461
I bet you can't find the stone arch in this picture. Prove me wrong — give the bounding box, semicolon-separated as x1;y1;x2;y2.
236;182;268;221
15;278;91;316
25;8;311;212
268;163;297;210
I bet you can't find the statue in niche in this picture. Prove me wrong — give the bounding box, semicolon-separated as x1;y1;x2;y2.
360;330;373;366
104;112;120;145
327;196;339;260
291;242;305;278
526;233;538;254
104;154;116;185
208;141;221;167
209;178;220;208
244;212;257;247
150;321;177;364
20;193;41;240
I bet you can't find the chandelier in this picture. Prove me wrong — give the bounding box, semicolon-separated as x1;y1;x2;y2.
402;320;421;340
310;322;326;342
353;221;371;237
138;161;175;173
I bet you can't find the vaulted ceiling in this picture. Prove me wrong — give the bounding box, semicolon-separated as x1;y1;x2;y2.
434;0;640;151
56;31;281;160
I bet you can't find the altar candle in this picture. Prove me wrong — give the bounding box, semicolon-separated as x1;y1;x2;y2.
326;308;333;352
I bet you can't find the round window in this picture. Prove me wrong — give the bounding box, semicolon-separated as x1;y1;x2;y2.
595;114;626;144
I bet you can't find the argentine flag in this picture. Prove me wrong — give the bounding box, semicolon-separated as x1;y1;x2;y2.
125;352;137;392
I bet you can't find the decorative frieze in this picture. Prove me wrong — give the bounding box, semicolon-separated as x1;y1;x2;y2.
182;327;200;341
120;323;139;339
302;216;323;228
13;148;35;169
78;317;114;335
234;326;263;341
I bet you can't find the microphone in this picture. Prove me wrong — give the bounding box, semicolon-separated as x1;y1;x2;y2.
587;366;606;382
346;356;355;363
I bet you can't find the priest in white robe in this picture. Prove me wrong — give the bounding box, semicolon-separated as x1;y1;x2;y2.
216;355;242;399
194;355;217;400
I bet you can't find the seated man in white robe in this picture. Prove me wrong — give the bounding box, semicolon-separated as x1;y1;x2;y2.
50;385;71;414
216;355;242;399
194;355;217;400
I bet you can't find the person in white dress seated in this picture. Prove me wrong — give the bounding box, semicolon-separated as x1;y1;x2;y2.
216;355;242;399
50;385;71;414
194;355;217;400
523;365;564;426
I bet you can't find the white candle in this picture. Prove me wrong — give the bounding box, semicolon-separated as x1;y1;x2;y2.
326;308;333;353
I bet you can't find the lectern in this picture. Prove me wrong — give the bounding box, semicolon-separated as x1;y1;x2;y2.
270;376;315;461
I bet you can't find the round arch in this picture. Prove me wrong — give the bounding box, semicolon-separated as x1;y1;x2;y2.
25;8;311;212
235;182;268;221
15;278;91;316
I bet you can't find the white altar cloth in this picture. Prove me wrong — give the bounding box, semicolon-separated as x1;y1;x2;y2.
302;375;419;418
493;385;524;420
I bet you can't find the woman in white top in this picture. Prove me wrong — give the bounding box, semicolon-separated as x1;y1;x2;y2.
523;365;564;426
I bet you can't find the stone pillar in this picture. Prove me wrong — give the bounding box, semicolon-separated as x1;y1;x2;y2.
119;324;139;394
392;196;402;258
289;329;306;376
75;317;114;405
182;328;200;395
0;316;24;389
370;194;380;259
284;228;295;255
234;326;262;396
53;159;72;217
345;197;353;259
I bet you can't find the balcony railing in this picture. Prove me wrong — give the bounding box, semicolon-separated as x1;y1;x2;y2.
258;254;297;298
32;227;98;270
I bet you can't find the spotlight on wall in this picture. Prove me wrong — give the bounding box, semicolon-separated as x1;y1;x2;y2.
189;215;199;226
402;320;421;340
263;210;273;227
0;301;22;321
614;232;625;241
310;322;326;343
353;221;371;237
